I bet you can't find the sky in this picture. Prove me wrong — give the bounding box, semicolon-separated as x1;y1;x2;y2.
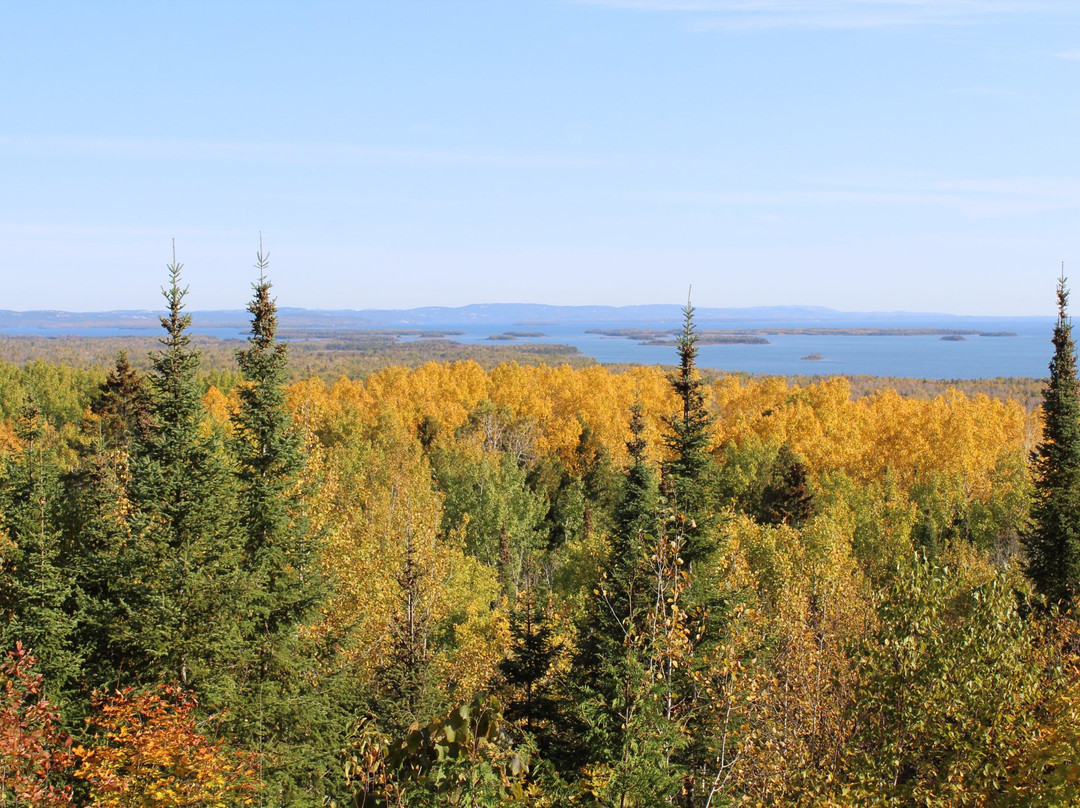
2;0;1080;315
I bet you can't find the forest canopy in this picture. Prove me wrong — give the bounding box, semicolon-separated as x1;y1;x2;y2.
0;258;1076;807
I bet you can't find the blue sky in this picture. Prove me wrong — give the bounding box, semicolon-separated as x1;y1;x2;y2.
2;0;1079;315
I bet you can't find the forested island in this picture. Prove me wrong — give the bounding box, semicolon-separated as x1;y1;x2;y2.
589;326;1019;346
588;328;771;345
486;332;549;341
1;256;1079;807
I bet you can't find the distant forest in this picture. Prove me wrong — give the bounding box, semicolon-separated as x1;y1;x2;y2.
0;331;1048;414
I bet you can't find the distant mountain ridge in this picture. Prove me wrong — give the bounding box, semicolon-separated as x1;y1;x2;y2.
0;304;1051;331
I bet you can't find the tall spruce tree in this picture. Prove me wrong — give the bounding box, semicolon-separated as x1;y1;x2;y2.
662;295;717;567
233;245;323;635
1025;270;1080;607
608;403;659;625
126;246;241;698
230;244;338;804
661;297;736;806
570;401;689;800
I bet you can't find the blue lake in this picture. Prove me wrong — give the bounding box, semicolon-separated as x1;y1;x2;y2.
1;317;1057;380
397;319;1055;380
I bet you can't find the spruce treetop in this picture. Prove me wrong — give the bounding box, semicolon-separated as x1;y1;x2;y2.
669;294;705;425
236;240;290;406
159;242;193;353
661;292;716;564
148;243;202;441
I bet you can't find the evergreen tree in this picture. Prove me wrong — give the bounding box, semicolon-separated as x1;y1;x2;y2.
376;528;439;737
607;403;659;626
660;298;730;806
662;296;717;567
63;444;138;698
576;421;621;543
126;246;241;698
89;351;153;452
570;402;690;801
758;443;816;527
232;245;323;643
0;404;79;706
576;495;691;806
63;353;153;703
1025;270;1080;607
576;404;658;687
230;243;338;803
500;576;568;766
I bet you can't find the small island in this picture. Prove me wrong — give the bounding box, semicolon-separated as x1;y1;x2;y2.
940;335;967;342
487;331;548;341
587;328;769;346
801;352;825;361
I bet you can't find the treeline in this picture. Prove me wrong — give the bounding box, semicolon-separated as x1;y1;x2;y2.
0;331;591;386
0;257;1078;806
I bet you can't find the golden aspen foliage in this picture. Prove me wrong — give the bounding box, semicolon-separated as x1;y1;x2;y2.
308;406;509;705
290;362;678;470
199;385;235;431
715;510;871;806
711;377;1026;489
709;376;1028;555
361;361;490;439
0;420;21;456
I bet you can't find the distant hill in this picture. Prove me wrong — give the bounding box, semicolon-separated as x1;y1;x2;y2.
0;304;1051;333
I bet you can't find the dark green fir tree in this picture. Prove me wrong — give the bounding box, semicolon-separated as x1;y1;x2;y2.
0;403;79;708
607;402;659;624
126;245;241;698
662;294;717;567
1025;269;1080;607
89;351;154;452
62;351;157;705
230;242;339;804
500;573;570;767
570;401;683;798
758;443;816;528
376;527;440;738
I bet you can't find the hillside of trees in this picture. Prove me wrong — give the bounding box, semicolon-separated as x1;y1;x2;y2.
1;254;1079;806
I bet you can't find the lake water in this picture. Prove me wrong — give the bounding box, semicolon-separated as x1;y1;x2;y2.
1;316;1057;380
399;319;1055;380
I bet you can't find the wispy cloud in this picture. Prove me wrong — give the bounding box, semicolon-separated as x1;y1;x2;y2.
0;222;241;240
616;173;1080;218
0;135;606;170
578;0;1064;30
